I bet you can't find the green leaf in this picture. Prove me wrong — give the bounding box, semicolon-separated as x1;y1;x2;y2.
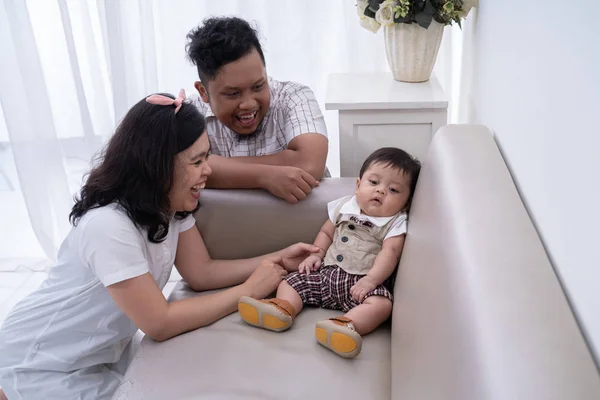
413;0;426;12
368;0;384;11
424;0;437;14
415;11;433;28
394;14;412;23
364;7;376;18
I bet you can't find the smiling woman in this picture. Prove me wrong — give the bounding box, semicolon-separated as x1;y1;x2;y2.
68;91;206;242
169;134;211;213
0;91;320;399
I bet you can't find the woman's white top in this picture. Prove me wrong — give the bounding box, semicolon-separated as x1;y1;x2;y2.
0;203;195;397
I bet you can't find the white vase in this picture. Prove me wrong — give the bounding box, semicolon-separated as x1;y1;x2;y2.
383;21;444;83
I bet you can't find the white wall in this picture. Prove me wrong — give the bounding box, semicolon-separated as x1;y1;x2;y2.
469;1;600;361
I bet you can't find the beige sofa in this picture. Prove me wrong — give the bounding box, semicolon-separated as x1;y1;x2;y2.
113;125;600;399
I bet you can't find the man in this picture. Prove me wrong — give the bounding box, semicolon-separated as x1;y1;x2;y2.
185;16;329;204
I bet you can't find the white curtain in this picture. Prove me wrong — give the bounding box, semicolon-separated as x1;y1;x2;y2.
0;0;474;271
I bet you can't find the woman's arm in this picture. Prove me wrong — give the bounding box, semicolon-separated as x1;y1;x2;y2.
106;225;317;342
106;258;285;342
174;225;319;291
174;225;279;291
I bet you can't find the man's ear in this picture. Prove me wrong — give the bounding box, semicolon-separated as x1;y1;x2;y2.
195;81;209;103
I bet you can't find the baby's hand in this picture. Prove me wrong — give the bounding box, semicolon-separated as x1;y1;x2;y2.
298;255;322;275
350;276;378;303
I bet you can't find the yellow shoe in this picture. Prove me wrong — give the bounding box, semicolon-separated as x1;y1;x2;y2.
315;316;362;358
238;296;296;332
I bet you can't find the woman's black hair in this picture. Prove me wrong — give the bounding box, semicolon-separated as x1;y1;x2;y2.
70;93;206;243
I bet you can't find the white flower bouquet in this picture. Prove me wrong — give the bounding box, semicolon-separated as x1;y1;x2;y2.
357;0;477;33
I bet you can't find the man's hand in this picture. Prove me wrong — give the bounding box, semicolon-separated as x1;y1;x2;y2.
298;255;322;275
279;242;321;272
261;166;319;203
350;276;378;303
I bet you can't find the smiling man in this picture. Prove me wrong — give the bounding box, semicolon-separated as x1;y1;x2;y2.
185;16;329;204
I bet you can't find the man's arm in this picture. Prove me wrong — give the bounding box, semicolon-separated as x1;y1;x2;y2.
206;133;328;190
206;156;318;204
225;133;328;180
205;134;326;204
205;156;273;190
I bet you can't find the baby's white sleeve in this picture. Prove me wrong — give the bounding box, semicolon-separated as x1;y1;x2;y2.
326;197;347;223
79;211;149;287
383;214;408;241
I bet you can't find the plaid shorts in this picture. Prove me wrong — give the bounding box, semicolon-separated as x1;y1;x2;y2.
284;264;395;313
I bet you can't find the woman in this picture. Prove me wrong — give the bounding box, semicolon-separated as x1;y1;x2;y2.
0;90;318;399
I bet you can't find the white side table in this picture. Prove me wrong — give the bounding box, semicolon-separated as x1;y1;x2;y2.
325;72;448;177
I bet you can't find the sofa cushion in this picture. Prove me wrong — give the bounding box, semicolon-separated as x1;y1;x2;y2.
194;178;357;260
113;283;392;399
114;178;395;399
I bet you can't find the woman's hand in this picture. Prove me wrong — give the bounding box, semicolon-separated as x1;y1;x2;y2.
298;255;322;275
279;242;321;272
242;257;288;299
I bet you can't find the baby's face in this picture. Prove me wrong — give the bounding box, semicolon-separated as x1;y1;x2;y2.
355;163;412;217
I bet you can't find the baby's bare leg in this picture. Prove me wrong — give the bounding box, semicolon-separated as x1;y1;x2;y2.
0;388;7;400
276;280;304;315
344;296;393;336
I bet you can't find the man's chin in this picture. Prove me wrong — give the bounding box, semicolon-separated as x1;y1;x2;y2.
233;128;256;135
230;122;261;136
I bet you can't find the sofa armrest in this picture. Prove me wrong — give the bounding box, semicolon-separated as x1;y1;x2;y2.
192;178;356;260
390;125;600;399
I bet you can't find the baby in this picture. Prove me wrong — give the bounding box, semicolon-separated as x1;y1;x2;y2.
238;147;421;358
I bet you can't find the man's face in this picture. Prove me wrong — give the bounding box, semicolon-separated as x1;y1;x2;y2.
195;48;270;135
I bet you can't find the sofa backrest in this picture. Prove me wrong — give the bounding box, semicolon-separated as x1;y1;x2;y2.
391;124;600;399
194;178;356;259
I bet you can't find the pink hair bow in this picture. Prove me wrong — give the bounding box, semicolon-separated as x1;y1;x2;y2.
145;89;186;114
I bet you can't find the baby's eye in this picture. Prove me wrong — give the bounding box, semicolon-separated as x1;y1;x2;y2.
390;188;399;193
369;180;377;185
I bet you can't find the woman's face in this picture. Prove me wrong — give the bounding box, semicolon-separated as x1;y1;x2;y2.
169;133;211;212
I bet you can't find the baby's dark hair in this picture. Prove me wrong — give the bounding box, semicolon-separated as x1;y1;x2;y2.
185;16;265;83
359;147;421;202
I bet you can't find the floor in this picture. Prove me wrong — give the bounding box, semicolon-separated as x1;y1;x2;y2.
0;269;182;326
